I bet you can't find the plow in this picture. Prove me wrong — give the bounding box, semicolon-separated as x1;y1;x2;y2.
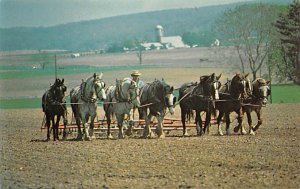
41;114;217;134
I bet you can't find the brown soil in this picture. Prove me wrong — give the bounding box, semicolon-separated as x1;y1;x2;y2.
1;103;299;188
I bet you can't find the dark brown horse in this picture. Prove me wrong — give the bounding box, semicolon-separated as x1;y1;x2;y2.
215;73;249;135
239;78;271;135
138;78;176;138
179;73;222;136
42;78;68;141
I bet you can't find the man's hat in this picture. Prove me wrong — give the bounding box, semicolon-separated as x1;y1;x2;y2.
131;70;141;76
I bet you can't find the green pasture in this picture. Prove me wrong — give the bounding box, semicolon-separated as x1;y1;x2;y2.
0;64;154;80
0;84;299;109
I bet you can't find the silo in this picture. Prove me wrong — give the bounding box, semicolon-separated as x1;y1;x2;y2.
156;25;164;43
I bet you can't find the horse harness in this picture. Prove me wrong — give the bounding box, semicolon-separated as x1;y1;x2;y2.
80;77;105;103
114;79;139;103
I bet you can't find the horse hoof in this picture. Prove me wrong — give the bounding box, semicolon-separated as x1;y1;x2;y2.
118;134;125;139
84;136;91;141
183;133;189;137
234;126;239;133
107;135;114;139
125;130;133;136
241;130;247;135
250;131;255;135
158;134;166;139
218;131;224;136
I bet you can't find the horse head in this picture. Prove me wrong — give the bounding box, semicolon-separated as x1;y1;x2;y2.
93;73;107;101
253;78;271;105
230;73;249;99
51;78;67;102
161;78;176;115
200;73;222;100
81;73;106;103
118;78;140;108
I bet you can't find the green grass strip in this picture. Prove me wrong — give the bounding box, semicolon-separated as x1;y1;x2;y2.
0;84;299;109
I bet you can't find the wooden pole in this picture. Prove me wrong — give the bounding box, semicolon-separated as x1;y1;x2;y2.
55;54;57;79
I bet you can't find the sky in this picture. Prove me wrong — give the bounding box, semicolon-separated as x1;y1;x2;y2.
0;0;254;28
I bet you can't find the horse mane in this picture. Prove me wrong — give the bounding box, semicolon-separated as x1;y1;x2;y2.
115;77;137;102
254;78;267;86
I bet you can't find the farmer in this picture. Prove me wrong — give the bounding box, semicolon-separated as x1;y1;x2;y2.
131;70;144;89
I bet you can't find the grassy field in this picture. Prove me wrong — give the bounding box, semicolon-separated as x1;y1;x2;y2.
0;84;299;109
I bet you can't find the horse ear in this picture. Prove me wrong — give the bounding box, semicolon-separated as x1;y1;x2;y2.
162;78;165;82
99;72;103;79
93;73;96;79
244;73;249;78
62;78;64;83
170;86;174;91
217;73;222;80
266;80;271;85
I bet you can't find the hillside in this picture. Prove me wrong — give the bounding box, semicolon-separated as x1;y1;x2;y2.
0;0;290;51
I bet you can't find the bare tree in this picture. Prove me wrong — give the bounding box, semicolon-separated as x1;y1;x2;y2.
216;4;282;80
136;44;145;65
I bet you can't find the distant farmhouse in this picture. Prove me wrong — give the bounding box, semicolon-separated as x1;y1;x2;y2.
141;25;188;50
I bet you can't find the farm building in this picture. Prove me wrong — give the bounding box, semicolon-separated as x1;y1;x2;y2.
155;25;187;49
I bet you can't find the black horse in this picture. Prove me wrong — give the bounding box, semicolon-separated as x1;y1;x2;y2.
137;79;176;138
215;73;249;135
240;78;271;135
42;78;68;141
179;73;222;136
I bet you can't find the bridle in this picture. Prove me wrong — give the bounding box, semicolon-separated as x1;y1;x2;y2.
81;77;105;103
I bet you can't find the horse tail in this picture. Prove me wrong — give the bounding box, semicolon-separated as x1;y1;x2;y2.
42;93;47;112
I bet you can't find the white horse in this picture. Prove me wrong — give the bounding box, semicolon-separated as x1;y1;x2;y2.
70;73;106;140
103;78;140;139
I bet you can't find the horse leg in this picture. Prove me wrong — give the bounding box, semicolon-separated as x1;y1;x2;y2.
55;115;62;141
156;113;165;139
51;116;56;141
75;115;83;140
81;113;91;141
125;109;134;136
246;111;255;135
46;113;51;141
225;112;231;135
143;113;154;139
181;108;189;137
253;108;262;132
217;111;224;136
195;110;202;136
238;109;246;135
90;114;96;140
117;114;125;139
62;113;68;140
203;110;211;135
106;112;113;139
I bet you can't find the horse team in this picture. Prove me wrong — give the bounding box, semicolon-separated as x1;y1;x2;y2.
42;72;271;141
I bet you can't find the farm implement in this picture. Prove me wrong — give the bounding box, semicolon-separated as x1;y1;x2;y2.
40;115;217;134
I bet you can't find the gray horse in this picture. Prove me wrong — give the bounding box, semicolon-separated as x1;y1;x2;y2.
70;73;106;140
138;79;176;139
103;78;140;139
